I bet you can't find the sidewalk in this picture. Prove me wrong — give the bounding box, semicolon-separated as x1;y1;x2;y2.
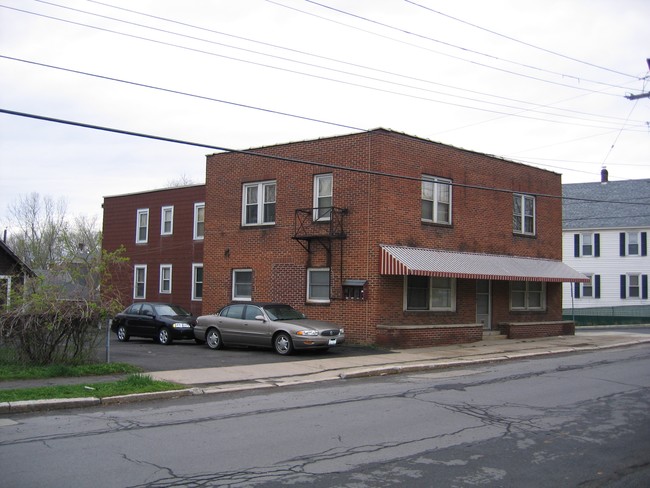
2;330;650;414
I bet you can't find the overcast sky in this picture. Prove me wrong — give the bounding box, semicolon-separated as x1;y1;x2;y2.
1;0;649;231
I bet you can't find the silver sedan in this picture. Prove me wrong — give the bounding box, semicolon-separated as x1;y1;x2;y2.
194;303;345;355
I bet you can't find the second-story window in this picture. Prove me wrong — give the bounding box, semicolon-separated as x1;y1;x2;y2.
513;194;535;236
574;233;600;257
136;209;149;243
620;232;648;257
313;174;333;221
194;203;205;240
421;176;452;225
161;206;174;236
242;181;276;226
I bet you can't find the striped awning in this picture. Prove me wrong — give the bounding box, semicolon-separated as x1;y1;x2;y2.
380;245;589;283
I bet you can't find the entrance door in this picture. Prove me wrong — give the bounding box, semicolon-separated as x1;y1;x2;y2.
476;280;491;330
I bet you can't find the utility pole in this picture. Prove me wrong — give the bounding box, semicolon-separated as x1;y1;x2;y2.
625;58;650;100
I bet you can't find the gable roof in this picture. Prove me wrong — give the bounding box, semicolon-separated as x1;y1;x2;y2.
0;240;35;277
563;178;650;231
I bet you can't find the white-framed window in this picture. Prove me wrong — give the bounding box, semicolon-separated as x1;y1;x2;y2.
574;233;600;258
581;233;593;256
307;268;330;303
628;232;640;256
582;274;593;298
159;264;172;294
232;269;253;301
405;275;456;311
242;181;276;226
421;176;452;225
194;203;205;240
136;209;149;243
628;274;640;298
133;265;147;299
161;206;174;236
513;194;535;236
510;281;546;310
313;174;333;221
575;274;600;299
192;263;203;301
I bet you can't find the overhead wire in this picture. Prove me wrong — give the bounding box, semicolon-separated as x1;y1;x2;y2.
296;0;639;89
1;107;649;208
2;1;646;181
2;3;646;133
403;0;640;79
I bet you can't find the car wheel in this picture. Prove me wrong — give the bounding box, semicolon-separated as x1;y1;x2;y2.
206;328;223;350
158;327;173;345
116;325;130;342
273;332;294;355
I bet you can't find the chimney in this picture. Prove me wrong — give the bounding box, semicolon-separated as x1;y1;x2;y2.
601;167;608;184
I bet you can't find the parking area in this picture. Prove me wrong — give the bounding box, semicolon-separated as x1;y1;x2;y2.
98;335;388;372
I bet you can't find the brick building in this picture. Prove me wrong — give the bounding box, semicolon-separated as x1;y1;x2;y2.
102;185;205;316
203;129;587;346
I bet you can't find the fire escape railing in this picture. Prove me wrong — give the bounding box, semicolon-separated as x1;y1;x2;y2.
292;207;347;252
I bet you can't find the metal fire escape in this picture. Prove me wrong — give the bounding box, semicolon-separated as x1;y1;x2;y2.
292;207;348;257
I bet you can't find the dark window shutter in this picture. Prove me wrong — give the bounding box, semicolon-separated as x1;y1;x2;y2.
620;233;626;256
574;234;580;257
620;275;627;299
574;282;581;299
642;232;647;257
594;234;600;257
595;275;601;299
643;275;648;300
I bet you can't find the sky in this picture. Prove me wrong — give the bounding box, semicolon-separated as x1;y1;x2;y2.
1;0;649;232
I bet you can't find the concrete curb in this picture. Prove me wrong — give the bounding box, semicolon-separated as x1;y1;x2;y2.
2;337;649;414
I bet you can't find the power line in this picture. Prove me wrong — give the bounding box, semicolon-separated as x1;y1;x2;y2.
297;0;638;89
8;2;642;130
403;0;639;79
5;3;647;138
0;55;366;133
3;54;645;136
2;107;648;208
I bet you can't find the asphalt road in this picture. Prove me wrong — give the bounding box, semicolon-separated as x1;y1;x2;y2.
98;332;388;372
3;344;649;487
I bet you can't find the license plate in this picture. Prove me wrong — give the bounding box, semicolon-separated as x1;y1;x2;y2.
328;338;337;346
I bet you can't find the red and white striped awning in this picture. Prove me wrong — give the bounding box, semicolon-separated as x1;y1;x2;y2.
380;245;589;283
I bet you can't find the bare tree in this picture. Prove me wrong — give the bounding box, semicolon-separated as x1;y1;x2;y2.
166;174;196;187
7;193;68;270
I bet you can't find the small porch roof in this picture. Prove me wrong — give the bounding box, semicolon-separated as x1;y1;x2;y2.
379;245;589;283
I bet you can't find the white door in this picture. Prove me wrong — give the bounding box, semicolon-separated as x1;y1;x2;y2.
476;280;491;330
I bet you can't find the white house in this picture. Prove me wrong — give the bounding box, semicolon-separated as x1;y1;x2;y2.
562;173;650;324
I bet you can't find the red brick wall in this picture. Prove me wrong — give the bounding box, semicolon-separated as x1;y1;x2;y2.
102;185;205;316
204;130;565;345
376;325;484;348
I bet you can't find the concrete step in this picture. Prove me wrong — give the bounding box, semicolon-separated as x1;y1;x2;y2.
482;330;507;340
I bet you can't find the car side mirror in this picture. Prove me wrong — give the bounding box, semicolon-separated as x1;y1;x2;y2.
255;315;266;322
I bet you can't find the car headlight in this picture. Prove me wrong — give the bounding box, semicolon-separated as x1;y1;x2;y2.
172;323;191;329
296;330;319;336
339;328;345;334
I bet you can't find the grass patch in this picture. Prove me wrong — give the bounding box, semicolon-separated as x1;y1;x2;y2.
0;362;142;381
0;374;184;402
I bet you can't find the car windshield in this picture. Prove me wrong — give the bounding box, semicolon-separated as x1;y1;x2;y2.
264;305;305;321
154;304;190;317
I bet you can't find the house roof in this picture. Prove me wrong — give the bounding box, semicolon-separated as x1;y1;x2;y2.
380;245;589;283
0;240;35;277
563;178;650;230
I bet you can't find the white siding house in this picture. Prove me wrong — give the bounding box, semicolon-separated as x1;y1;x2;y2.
562;175;650;324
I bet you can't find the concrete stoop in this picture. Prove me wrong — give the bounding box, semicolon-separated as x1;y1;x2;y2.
482;330;507;340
